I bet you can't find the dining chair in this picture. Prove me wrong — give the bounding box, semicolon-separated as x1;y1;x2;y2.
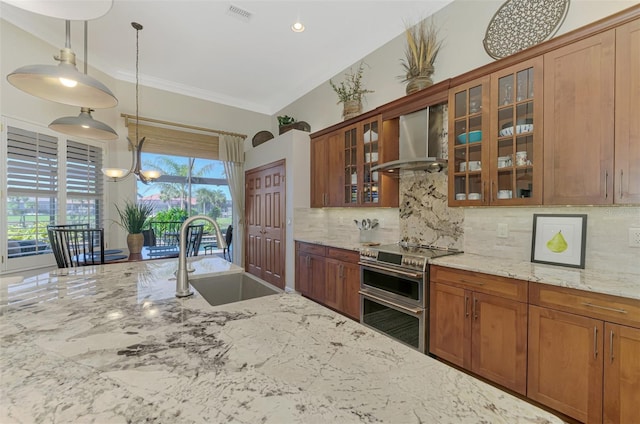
184;224;205;257
47;228;105;268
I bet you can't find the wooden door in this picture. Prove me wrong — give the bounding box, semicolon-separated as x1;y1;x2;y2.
245;160;286;289
341;260;360;320
614;18;640;204
543;29;615;205
471;292;528;395
310;134;329;207
528;305;604;423
326;132;344;206
603;323;640;424
429;282;471;368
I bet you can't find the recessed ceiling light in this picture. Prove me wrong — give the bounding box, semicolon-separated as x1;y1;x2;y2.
291;22;305;32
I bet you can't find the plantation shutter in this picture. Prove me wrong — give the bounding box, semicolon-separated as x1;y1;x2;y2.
66;141;103;197
7;126;58;196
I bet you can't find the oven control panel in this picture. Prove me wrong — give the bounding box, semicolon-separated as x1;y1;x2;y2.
401;255;426;271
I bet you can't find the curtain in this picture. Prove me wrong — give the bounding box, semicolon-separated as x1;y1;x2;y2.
219;134;245;266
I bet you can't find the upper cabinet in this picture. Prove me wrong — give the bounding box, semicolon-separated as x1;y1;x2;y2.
543;30;616;205
310;114;399;208
614;18;640;204
449;57;543;206
544;18;640;205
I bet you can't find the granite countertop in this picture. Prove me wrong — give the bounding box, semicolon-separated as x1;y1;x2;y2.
431;253;640;300
0;256;563;423
296;238;638;301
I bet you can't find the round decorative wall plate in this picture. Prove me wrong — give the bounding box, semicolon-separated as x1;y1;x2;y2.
483;0;570;59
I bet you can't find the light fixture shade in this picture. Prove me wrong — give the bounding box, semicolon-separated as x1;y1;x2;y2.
101;168;129;179
7;50;118;108
49;108;118;140
140;169;162;180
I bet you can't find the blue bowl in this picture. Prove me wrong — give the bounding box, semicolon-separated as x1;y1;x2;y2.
457;130;482;144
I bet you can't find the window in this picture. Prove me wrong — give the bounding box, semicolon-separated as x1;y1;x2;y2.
2;119;105;272
138;152;232;232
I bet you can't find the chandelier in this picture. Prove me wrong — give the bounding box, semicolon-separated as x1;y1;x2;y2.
101;22;160;184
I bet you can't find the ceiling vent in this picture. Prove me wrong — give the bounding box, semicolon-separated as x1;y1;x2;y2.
227;4;252;22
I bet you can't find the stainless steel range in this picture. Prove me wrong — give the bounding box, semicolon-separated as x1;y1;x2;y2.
359;242;460;353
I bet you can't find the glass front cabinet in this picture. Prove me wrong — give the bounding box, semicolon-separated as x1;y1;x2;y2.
449;58;543;206
337;115;398;207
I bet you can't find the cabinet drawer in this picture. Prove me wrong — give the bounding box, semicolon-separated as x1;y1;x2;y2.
530;283;640;328
430;265;527;302
326;247;359;263
296;242;326;256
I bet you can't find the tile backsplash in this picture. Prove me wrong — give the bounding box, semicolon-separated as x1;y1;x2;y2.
295;171;640;275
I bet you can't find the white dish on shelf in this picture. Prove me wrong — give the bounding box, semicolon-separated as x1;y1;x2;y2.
468;193;481;200
363;130;378;143
499;124;534;137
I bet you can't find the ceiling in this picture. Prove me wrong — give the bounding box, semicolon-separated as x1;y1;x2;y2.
1;0;453;115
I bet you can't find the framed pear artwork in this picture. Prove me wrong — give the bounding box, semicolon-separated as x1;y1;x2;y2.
531;214;587;269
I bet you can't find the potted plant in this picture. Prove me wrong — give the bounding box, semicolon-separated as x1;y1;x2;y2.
277;115;311;135
115;200;154;254
400;18;442;94
329;62;374;120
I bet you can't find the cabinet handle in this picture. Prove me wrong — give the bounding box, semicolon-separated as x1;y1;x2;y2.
620;169;624;199
306;256;310;267
461;278;484;286
482;181;485;202
594;326;598;359
605;171;608;199
581;302;628;314
473;297;478;320
610;330;615;364
339;264;344;279
464;295;469;317
491;181;495;201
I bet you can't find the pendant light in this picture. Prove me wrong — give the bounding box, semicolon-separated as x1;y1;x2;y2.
7;20;118;109
49;21;118;140
101;22;160;184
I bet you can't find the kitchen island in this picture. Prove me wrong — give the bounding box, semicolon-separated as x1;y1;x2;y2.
0;257;563;423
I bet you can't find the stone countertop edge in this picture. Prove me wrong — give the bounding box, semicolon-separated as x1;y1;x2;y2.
0;256;565;424
431;253;640;301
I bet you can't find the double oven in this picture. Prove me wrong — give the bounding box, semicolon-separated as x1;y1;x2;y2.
359;243;459;353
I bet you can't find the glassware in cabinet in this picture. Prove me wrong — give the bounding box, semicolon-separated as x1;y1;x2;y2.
362;120;379;204
492;60;541;204
450;78;489;203
343;127;358;204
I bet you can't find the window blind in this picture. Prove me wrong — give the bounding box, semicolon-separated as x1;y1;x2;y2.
7;126;58;195
128;123;220;160
66;141;104;228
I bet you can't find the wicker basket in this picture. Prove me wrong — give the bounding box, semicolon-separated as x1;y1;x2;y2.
343;99;362;120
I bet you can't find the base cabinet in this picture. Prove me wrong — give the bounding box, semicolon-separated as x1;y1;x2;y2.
528;283;640;424
429;266;528;395
295;242;360;320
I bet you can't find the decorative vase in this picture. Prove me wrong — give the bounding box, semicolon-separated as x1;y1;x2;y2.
127;233;144;254
343;99;362;121
406;75;434;95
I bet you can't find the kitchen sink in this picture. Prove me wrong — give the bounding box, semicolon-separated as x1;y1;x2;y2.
190;272;282;306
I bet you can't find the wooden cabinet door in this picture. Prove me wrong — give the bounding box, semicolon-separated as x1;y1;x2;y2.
341;260;360;320
324;258;342;310
326;132;344;206
429;282;471;368
310;134;329;207
614;18;640;204
543;29;615;205
471;292;528;395
295;249;311;296
603;323;640;424
309;253;326;303
528;305;604;424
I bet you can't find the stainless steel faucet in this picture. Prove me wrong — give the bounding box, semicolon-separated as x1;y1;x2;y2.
175;215;228;297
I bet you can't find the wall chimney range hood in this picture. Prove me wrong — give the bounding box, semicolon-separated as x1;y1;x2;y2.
372;105;447;174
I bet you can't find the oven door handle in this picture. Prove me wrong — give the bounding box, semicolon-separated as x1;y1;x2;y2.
358;262;423;279
359;290;424;315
